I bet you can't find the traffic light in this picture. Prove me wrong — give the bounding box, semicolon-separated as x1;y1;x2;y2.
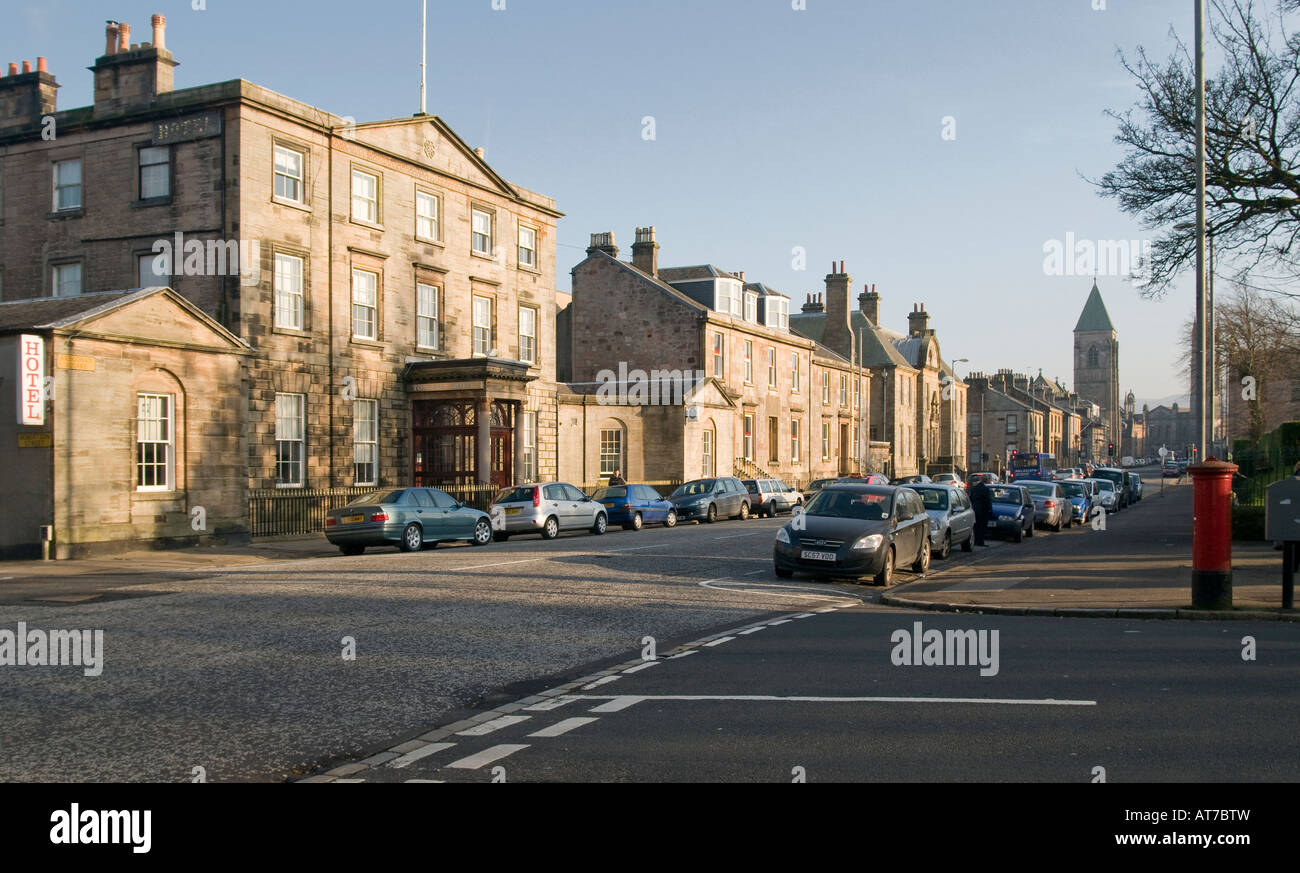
1108;443;1115;456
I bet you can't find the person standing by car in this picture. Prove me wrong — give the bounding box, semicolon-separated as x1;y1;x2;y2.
608;469;626;486
970;474;993;547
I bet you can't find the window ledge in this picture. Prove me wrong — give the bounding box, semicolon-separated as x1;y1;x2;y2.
350;338;385;350
350;218;384;232
273;327;311;338
416;236;444;248
272;197;312;214
517;264;541;275
47;208;84;220
132;197;173;209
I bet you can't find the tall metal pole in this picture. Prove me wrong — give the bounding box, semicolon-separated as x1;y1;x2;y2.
420;0;428;115
1194;0;1209;460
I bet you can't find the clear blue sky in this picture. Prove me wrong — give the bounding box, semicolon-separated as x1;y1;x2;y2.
7;0;1224;402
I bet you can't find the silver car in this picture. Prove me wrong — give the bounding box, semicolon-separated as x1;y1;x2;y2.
1086;477;1119;515
1018;480;1071;531
905;484;976;559
489;482;608;541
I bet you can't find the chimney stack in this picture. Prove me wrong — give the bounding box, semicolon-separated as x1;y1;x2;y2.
801;292;825;314
0;54;59;135
587;231;619;260
92;14;178;119
858;283;880;325
631;226;659;277
908;302;931;337
105;22;119;56
822;261;853;359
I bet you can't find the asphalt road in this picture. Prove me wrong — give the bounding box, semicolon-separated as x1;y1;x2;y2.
353;606;1300;783
0;512;873;782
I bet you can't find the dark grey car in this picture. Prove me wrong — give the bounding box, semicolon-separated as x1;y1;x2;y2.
669;477;751;523
325;487;493;555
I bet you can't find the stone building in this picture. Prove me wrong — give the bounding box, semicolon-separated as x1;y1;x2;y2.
1073;282;1122;454
0;288;247;558
563;231;890;486
0;11;562;545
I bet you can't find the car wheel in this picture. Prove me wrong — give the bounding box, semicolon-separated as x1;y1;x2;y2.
912;537;930;573
774;565;794;578
541;516;559;540
632;512;643;531
493;532;510;542
767;502;777;518
739;502;750;520
961;532;973;552
873;547;895;586
339;544;364;557
1013;526;1023;544
706;504;717;523
1026;521;1034;537
1052;518;1062;532
591;513;607;535
399;523;423;553
472;519;492;546
937;531;951;560
664;509;677;528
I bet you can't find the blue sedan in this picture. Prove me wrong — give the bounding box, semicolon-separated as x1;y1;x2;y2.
987;484;1035;543
591;484;678;531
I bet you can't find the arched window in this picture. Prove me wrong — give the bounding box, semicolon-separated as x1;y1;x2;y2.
599;419;627;478
1087;346;1100;369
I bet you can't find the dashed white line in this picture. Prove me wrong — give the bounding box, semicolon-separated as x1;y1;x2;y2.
456;715;532;736
447;744;531;770
738;626;766;635
600;544;674;553
703;636;736;647
792;612;816;619
525;695;580;711
588;696;642;713
768;619;793;626
581;675;620;690
577;694;1097;707
528;717;599;738
666;650;698;660
446;558;545;572
389;742;456;769
623;661;660;674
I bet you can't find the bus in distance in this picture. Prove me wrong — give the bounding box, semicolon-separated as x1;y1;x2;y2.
1008;451;1056;482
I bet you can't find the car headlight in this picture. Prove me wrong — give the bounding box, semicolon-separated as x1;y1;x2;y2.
852;534;884;551
776;527;791;544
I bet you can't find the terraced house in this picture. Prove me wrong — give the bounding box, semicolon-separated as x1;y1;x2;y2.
0;14;560;554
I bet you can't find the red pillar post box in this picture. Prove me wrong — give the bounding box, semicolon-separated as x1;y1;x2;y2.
1189;458;1237;610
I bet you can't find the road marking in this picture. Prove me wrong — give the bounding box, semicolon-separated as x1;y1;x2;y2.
446;744;531;770
404;779;445;783
703;636;735;647
525;695;580;711
576;694;1097;707
738;626;766;635
589;696;642;713
666;650;697;660
623;661;660;674
528;717;599;738
389;742;456;769
768;619;792;626
456;715;531;736
600;544;674;553
792;612;816;619
446;558;545;572
582;675;620;690
698;577;863;606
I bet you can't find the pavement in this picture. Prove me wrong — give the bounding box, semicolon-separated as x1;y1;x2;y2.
885;474;1298;619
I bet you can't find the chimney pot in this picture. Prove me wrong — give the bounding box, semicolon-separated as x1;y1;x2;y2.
118;22;131;52
37;57;47;73
21;61;31;74
7;63;16;77
105;22;119;56
152;14;166;51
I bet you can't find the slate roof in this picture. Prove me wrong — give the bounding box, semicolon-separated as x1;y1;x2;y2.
657;265;740;282
789;310;912;369
0;289;144;332
1074;282;1116;333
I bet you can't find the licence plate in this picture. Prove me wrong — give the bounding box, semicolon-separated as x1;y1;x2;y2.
603;502;615;508
987;520;997;528
343;515;365;524
801;550;837;562
505;508;522;515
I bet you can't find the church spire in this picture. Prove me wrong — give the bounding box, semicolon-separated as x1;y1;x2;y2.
1074;281;1116;333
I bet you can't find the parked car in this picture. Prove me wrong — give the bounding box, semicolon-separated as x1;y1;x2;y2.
1087;477;1120;514
489;482;608;541
966;472;1001;490
668;477;751;523
1018;480;1071;531
839;473;891;486
905;484;976;559
742;478;804;517
326;487;493;555
1163;462;1180;478
773;484;930;585
1091;467;1131;509
987;483;1035;543
1059;479;1093;526
591;483;678;530
1126;471;1144;502
804;478;841;499
931;473;962;486
892;474;932;485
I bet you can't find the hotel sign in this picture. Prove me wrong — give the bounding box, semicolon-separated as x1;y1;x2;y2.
153;111;222;146
18;334;45;426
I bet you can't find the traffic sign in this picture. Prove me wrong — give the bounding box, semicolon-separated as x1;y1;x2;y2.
1158;447;1168;458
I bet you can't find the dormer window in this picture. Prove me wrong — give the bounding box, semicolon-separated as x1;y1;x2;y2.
764;297;789;331
744;291;758;323
714;279;742;316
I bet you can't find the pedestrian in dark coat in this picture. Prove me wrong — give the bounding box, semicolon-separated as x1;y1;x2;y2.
608;469;626;486
970;475;993;547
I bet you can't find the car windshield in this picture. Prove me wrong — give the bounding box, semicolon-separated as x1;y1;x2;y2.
1095;480;1115;492
672;480;715;497
1021;482;1055;497
1061;482;1088;498
805;489;890;521
989;487;1021;502
592;487;627;500
347;490;404;506
494;486;536;504
912;488;949;510
741;480;758;491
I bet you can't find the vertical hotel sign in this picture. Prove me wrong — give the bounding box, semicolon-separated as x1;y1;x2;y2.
18;334;45;426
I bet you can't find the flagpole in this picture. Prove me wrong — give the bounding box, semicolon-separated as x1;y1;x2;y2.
420;0;428;115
